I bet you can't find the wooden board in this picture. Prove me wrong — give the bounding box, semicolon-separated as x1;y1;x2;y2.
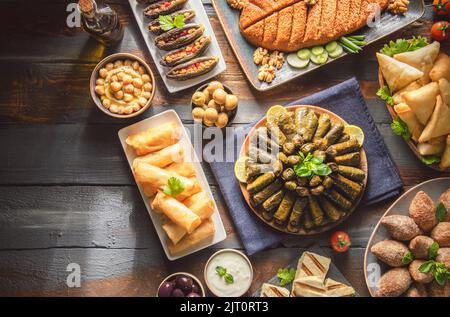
239;105;368;235
211;0;425;91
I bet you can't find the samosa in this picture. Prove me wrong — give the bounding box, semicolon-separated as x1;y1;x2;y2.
392;81;422;105
403;82;439;125
394;103;424;142
394;41;440;85
417;136;446;156
377;53;423;92
419;95;450;143
429;53;450;82
439;136;450;170
439;78;450;106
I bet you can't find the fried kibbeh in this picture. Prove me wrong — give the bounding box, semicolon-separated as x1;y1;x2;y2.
371;240;411;267
409;260;434;284
375;268;411;297
409;191;437;231
431;222;450;247
405;283;428;297
438;189;450;222
427;280;450;297
409;235;436;260
436;248;450;269
381;215;422;241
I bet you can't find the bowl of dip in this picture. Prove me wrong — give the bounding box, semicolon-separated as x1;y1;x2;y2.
90;52;156;118
204;249;253;297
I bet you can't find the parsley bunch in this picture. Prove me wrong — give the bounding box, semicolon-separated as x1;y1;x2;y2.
159;14;185;31
163;177;185;198
391;118;411;141
380;36;428;57
277;267;296;286
419;261;450;286
376;86;394;106
293;153;332;178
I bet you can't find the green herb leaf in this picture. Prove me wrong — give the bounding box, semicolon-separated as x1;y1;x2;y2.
376;86;394;106
380;36;428;56
418;260;450;286
402;251;414;265
429;242;440;260
421;156;441;165
294;153;332;179
391;118;411;141
224;273;234;284
159;14;185;31
215;266;226;277
162;177;185;198
277;267;296;286
418;260;435;273
436;202;447;223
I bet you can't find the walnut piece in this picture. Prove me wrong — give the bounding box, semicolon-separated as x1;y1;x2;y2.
253;47;270;65
258;65;276;83
268;50;285;70
388;0;409;15
226;0;248;10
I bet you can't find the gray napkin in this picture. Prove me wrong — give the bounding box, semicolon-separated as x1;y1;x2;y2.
209;78;403;255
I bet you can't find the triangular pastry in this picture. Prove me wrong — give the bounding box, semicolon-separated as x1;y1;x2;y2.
430;53;450;82
403;82;439;125
439;136;450;170
392;81;422;105
324;278;356;297
417;136;447;156
260;283;290;297
439;78;450;106
419;96;450;143
394;103;424;142
377;53;424;92
292;276;327;297
295;251;331;281
394;41;440;85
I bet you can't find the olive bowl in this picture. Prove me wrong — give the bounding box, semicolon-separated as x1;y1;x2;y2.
156;272;205;297
90;52;156;119
191;82;238;128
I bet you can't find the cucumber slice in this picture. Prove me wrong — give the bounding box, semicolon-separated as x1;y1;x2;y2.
287;53;310;69
325;41;338;53
329;44;344;58
310;51;328;65
311;46;325;56
297;49;311;60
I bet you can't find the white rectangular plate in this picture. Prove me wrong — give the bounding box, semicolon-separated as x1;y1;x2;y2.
118;110;227;261
128;0;226;93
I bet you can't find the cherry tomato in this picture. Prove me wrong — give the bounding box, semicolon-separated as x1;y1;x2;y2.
330;231;351;253
433;0;450;16
431;21;450;42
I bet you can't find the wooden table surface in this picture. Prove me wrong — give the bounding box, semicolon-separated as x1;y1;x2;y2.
0;0;448;297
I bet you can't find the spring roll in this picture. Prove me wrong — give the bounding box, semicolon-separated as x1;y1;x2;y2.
134;163;200;200
132;142;184;169
168;219;215;255
126;122;182;155
165;161;196;178
151;191;201;234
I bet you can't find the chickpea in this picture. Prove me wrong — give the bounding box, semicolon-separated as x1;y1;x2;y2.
110;104;119;113
123;93;134;103
142;91;152;99
124;60;132;67
110;81;122;92
213;88;227;105
117;72;126;81
132;78;143;88
123;84;135;94
202;88;210;102
99;68;108;78
95;85;105;95
207;99;221;112
96;78;105;85
207;81;224;95
114;90;124;100
118;106;125;115
142;74;151;83
102;98;111;109
192;107;205;121
215;112;229;128
204;108;218;123
225;94;238;111
123;75;133;85
133;88;142;97
138;97;148;107
123;106;134;115
138;66;146;74
143;83;153;92
203;119;215;127
111;75;118;82
192;91;206;107
105;63;114;71
114;60;123;68
132;61;140;70
131;103;141;112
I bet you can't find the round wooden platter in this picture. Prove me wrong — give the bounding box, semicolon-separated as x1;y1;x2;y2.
363;177;450;297
238;105;369;236
378;69;449;172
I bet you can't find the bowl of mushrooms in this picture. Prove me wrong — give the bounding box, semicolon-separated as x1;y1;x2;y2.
90;53;156;118
191;81;238;128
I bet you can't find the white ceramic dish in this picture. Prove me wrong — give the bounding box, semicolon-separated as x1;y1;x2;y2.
118;110;227;261
128;0;226;93
364;177;450;296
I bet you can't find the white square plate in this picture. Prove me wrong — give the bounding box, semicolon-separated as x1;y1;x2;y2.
128;0;226;93
118;110;227;260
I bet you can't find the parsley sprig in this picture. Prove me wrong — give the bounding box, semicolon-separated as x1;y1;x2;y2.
293;152;332;178
376;85;394;106
436;202;448;223
380;36;428;57
216;266;234;284
159;14;185;31
402;251;414;265
163;177;185;198
419;260;450;286
421;156;441;166
277;267;296;286
391;118;411;141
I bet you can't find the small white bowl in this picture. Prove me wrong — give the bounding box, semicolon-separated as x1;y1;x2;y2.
204;249;254;297
157;272;205;297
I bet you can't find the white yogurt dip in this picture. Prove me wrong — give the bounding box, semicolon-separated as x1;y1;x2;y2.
205;250;253;297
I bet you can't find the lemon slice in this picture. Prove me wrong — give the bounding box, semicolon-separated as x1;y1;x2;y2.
344;125;364;146
235;156;250;183
266;105;287;124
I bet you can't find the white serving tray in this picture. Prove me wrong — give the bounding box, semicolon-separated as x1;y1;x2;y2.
118;110;227;260
128;0;226;93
